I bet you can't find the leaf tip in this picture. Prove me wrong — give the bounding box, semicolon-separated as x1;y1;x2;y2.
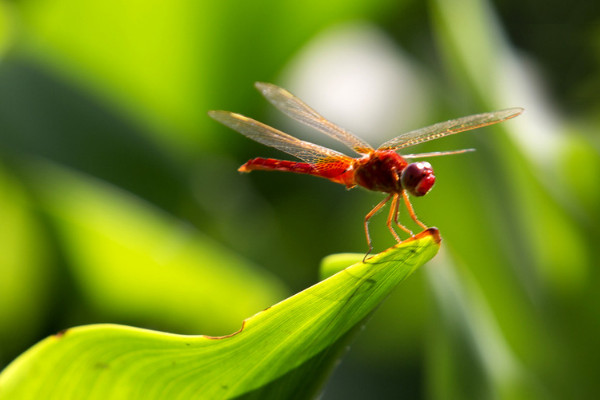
411;227;441;244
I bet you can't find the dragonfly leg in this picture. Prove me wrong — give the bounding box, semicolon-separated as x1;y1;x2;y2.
363;194;392;260
386;194;403;243
402;190;428;230
391;192;413;236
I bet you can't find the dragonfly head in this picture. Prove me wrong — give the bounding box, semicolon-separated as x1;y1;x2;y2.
401;161;435;196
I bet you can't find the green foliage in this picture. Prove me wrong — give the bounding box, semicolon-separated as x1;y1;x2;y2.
26;162;288;335
0;231;439;399
0;0;599;398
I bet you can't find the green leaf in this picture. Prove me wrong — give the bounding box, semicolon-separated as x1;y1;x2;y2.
27;161;288;335
0;164;52;359
319;252;365;280
0;229;440;399
12;0;394;153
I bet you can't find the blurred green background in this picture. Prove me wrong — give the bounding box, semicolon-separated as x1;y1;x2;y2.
1;0;599;398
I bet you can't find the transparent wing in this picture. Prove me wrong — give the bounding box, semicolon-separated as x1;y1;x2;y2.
208;110;353;165
255;82;374;154
378;107;524;151
402;149;475;159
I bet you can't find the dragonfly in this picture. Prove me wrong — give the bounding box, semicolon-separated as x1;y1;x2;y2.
209;82;523;255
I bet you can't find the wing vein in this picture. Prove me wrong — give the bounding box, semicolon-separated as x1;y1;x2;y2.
378;108;524;151
208;110;353;165
255;82;374;154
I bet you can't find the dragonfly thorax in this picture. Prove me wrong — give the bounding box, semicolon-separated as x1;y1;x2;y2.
353;151;435;196
353;151;407;193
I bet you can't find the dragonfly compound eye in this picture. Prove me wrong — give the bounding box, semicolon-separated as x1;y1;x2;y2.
401;161;435;196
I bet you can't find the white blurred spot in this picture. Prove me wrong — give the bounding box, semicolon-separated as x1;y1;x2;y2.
498;52;565;167
276;22;430;149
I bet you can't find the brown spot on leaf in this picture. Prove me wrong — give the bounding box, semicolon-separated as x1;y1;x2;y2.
204;321;247;340
54;329;68;338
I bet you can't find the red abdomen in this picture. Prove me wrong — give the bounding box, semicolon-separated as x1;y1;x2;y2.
239;158;356;187
239;158;316;174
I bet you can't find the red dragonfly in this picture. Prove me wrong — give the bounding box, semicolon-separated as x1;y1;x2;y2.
209;82;523;254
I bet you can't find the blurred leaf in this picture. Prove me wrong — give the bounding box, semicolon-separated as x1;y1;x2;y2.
0;1;16;58
430;0;509;104
426;254;546;400
560;134;600;223
0;163;52;363
0;58;195;214
319;253;364;280
12;0;397;154
15;0;208;149
27;161;288;335
428;0;596;398
0;229;440;399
